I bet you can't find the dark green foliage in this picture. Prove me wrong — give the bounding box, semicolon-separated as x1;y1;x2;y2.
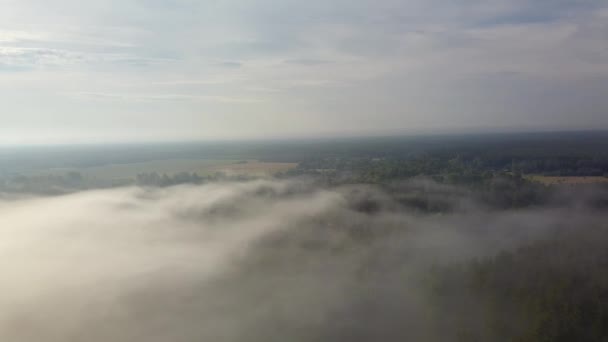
289;154;552;208
135;171;203;187
0;172;93;194
430;227;608;342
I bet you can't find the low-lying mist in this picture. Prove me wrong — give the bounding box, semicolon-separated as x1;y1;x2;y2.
0;179;606;341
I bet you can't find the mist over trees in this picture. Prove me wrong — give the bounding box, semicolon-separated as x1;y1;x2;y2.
0;178;607;341
2;0;607;336
0;133;607;341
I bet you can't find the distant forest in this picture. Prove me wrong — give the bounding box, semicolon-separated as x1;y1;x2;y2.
1;131;607;198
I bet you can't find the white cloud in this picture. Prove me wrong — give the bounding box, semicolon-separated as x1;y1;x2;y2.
0;0;607;143
0;179;604;341
72;92;265;103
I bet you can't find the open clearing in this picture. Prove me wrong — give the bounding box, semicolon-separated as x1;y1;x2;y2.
526;175;608;185
32;159;297;180
206;160;297;176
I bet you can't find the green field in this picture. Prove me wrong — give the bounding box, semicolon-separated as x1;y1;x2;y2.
29;159;297;181
526;175;608;185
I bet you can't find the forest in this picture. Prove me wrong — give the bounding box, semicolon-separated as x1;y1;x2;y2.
0;132;607;342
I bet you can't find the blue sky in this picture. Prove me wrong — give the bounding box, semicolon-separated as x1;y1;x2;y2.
1;0;607;143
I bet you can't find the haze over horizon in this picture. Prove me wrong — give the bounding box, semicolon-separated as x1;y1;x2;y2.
3;3;608;339
2;0;607;144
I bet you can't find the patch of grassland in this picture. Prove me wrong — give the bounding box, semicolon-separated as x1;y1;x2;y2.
526;175;608;185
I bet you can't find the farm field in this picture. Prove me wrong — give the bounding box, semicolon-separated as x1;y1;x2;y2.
207;160;298;176
29;159;297;181
526;175;608;185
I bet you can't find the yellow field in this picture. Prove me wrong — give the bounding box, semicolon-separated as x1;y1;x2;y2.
31;159;297;180
208;160;297;176
526;175;608;185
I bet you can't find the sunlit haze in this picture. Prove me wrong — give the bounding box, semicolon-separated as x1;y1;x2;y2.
1;0;607;144
2;2;608;342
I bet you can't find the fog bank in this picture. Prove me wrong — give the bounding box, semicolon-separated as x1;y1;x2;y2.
0;179;605;341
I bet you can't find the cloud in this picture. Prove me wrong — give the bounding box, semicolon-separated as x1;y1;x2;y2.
0;47;77;69
0;180;342;341
72;92;264;103
284;58;333;66
0;179;606;341
0;30;49;43
216;61;242;68
0;0;607;142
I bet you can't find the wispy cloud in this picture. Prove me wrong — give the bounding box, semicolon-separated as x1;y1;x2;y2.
0;0;607;142
72;92;264;103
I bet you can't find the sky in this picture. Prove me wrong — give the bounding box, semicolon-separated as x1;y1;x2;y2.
1;0;607;144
